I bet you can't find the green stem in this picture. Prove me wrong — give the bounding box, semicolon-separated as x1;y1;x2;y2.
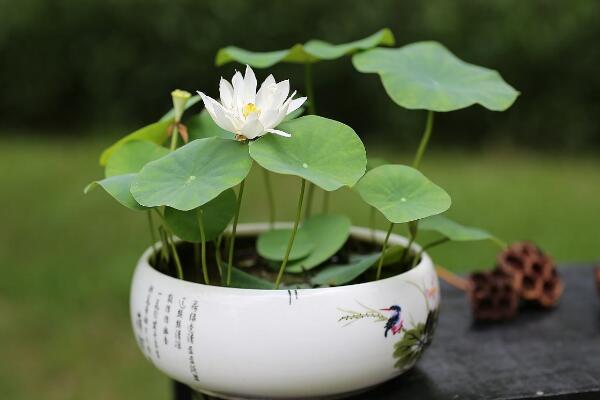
196;209;209;285
170;124;179;151
153;208;170;263
274;179;306;289
262;168;276;228
423;237;450;252
375;223;394;280
304;182;315;219
492;236;508;250
215;235;223;278
167;234;184;280
412;237;450;268
146;210;158;262
304;63;316;115
400;226;418;266
158;225;170;263
412;110;434;169
226;179;246;286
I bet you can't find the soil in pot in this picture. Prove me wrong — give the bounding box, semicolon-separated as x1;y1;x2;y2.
150;235;417;288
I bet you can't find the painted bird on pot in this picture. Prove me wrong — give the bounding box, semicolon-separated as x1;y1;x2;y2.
381;305;403;337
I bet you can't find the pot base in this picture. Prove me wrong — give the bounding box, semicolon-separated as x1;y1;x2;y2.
193;384;376;400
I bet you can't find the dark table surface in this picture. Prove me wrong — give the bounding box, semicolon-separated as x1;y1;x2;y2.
176;265;600;400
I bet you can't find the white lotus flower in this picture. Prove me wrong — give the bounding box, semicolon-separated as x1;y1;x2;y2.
197;65;307;140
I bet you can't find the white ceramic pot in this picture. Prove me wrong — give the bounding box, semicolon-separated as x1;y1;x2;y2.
130;223;441;400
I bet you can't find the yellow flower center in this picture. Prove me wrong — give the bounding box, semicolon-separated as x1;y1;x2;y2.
242;103;260;117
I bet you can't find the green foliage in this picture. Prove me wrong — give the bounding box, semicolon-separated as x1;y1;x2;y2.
216;28;394;67
419;214;495;242
228;267;274;289
163;189;236;243
131;137;252;211
354;165;451;224
84;174;145;211
86;140;170;210
249;116;366;191
393;309;438;370
104;140;169;177
99;120;172;166
311;253;381;286
256;228;314;261
353;41;519;112
286;214;351;273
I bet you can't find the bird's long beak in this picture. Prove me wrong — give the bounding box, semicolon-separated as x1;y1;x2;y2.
380;308;391;311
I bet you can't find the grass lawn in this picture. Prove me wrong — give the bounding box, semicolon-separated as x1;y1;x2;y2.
1;136;598;399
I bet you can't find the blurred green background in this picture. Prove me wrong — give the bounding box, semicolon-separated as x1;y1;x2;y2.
1;0;599;399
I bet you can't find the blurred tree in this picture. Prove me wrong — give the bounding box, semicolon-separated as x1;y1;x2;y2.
0;0;599;150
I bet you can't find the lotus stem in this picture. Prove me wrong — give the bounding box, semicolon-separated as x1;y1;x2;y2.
375;222;395;280
492;236;508;250
412;110;434;169
215;234;223;278
412;237;450;268
274;178;306;289
262;168;276;229
226;179;246;286
167;233;184;280
304;63;316;115
146;210;158;263
304;182;315;219
400;225;418;266
302;62;319;218
196;209;209;285
169;124;179;151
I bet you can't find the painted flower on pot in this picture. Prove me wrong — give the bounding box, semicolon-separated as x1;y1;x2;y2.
197;65;307;141
392;308;439;371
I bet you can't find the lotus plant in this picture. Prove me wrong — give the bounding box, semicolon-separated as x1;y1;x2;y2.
85;28;518;290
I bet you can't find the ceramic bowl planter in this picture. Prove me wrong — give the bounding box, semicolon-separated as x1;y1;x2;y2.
130;223;440;400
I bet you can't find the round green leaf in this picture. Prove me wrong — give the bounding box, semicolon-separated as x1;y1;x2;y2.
257;229;314;262
249;116;366;191
303;28;395;60
164;189;236;243
215;29;395;68
131;137;252;211
84;174;145;211
99;119;172;166
419;215;494;242
105;140;169;178
286;214;351;273
354;165;451;224
352;41;519;112
311;253;381;286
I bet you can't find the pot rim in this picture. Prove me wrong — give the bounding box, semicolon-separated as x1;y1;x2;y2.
138;221;432;294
